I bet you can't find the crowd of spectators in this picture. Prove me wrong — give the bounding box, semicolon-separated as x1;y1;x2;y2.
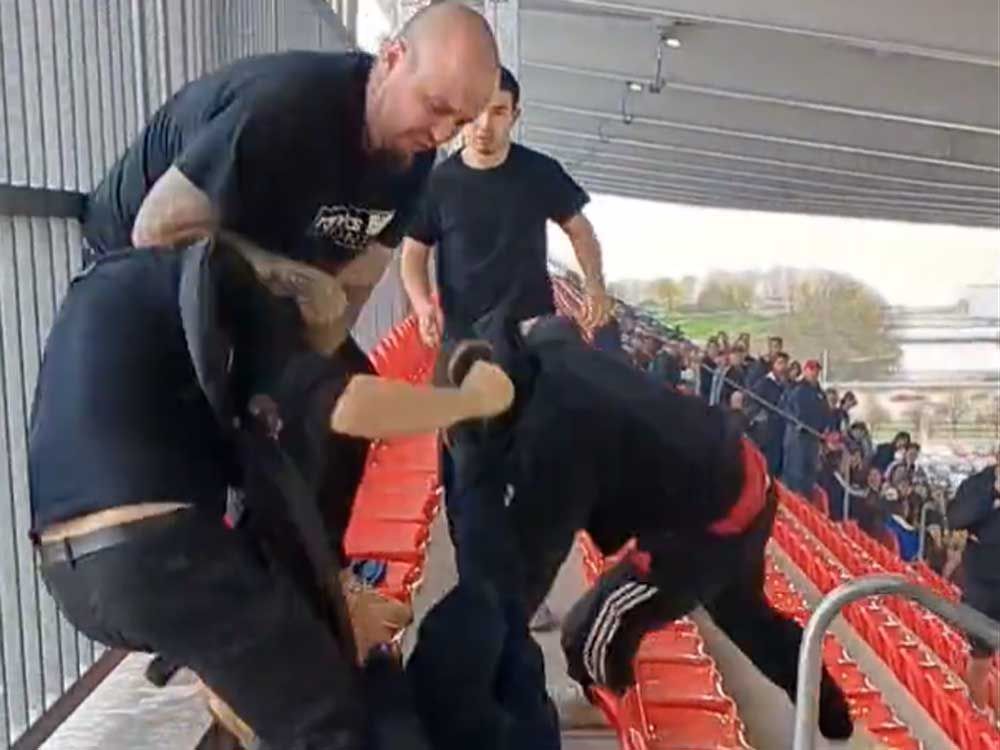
578;292;990;580
560;280;997;714
550;268;999;711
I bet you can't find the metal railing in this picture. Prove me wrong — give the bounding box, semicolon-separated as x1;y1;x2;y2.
0;2;351;747
916;500;941;561
792;574;1000;750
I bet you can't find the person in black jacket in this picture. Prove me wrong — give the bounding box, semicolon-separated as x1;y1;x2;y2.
591;315;630;363
748;351;789;476
649;348;684;390
946;451;1000;711
781;360;831;498
699;338;722;401
710;345;747;406
855;466;889;536
29;236;515;750
411;319;854;748
872;431;910;474
745;336;783;388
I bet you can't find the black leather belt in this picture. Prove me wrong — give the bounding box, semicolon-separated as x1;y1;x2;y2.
37;509;192;567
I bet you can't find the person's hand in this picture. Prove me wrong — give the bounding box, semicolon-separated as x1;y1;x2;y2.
460;360;514;419
945;544;962;566
413;299;443;349
581;284;613;330
257;258;348;329
952;530;969;550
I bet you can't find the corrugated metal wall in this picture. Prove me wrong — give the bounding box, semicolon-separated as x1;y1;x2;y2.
0;2;352;746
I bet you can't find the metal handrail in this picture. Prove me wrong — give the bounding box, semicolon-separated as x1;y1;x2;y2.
793;574;1000;750
829;471;867;522
917;500;941;561
0;185;86;219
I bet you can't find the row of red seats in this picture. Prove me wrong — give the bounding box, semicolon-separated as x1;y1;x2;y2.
791;489;960;602
784;489;999;717
577;534;753;750
774;502;999;750
368;317;431;383
763;556;922;750
839;519;961;602
343;318;441;609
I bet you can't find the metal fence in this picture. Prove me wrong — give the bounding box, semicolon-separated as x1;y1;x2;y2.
0;2;352;746
793;575;1000;750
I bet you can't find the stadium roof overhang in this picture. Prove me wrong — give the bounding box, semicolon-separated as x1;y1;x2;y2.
462;0;1000;227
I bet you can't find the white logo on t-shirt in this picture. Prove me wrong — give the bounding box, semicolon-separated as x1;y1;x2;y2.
309;205;395;250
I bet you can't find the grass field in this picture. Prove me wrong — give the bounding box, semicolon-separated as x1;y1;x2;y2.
645;310;777;343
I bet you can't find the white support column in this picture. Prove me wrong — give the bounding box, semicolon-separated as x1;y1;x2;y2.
485;0;522;140
343;0;358;46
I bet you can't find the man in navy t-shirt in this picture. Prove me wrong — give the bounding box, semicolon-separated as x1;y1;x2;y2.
400;67;610;356
399;67;610;636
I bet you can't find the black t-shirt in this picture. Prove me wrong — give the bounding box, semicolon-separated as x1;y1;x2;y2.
83;51;433;266
406;144;588;339
29;251;235;529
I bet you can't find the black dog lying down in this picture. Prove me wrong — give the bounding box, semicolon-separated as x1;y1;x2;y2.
404;318;854;750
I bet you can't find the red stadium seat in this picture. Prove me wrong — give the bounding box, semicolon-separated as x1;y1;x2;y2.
637;629;707;663
642;706;747;749
812;485;830;516
634;661;726;706
350;488;440;524
376;561;423;603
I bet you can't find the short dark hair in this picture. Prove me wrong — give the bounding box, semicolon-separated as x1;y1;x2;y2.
772;351;790;364
499;66;520;109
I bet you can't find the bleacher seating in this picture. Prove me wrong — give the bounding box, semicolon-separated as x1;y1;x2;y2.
784;485;999;719
774;484;1000;750
763;558;922;750
341;316;441;623
344;312;999;750
577;534;753;750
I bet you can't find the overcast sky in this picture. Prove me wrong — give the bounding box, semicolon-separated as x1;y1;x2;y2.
548;194;1000;307
359;6;1000;309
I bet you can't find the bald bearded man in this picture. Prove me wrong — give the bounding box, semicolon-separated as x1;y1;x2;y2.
84;2;499;306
